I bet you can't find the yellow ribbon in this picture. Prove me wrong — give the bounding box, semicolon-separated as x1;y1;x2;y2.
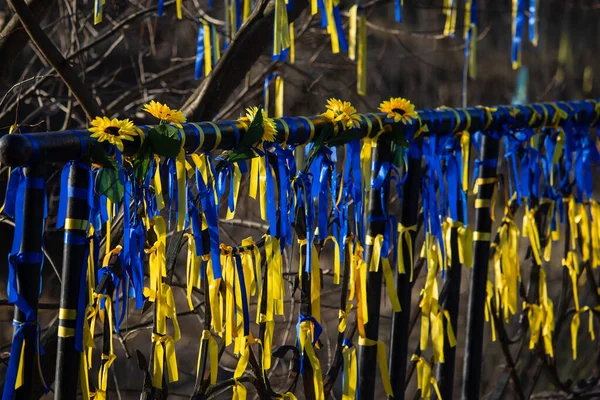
570;306;595;360
348;5;357;61
397;223;417;281
411;355;443;400
338;303;353;333
152;334;179;388
342;343;357;400
575;203;591;263
185;234;201;310
522;206;542;266
591;200;600;268
299;320;325;399
357;12;367;96
358;337;393;396
324;236;341;284
196;330;219;384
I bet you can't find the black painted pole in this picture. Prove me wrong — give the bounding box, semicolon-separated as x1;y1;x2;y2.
358;137;393;400
55;162;91;400
461;134;500;400
436;199;465;400
13;165;46;400
388;155;422;400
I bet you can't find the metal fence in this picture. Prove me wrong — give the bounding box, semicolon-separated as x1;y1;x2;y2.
0;99;599;400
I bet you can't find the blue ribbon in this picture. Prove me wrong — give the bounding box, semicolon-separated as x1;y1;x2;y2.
195;22;205;80
296;313;323;374
195;164;222;279
2;322;49;399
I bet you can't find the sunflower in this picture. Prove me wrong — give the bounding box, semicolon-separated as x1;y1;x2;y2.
238;106;277;143
89;116;140;152
378;97;418;125
142;100;186;127
321;98;361;130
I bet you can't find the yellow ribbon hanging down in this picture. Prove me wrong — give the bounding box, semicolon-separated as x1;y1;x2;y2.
185;234;201;310
443;0;457;37
354;243;368;337
522;206;542;266
341;343;357;400
155;283;181;340
232;337;252;400
176;148;187;231
222;248;236;347
326;0;340;53
262;320;275;371
196;330;219;384
289;23;296;64
348;5;358;61
575;203;591;263
484;279;497;342
496;215;521;320
411;355;443;400
241;237;260;297
226;164;242;220
203;21;213;76
357;337;393;397
570;306;595;360
153;155;166;211
273;0;291;58
243;0;251;20
144;216;167;302
176;0;182;18
397;224;417;280
152;334;179;389
299;320;325;400
591;200;600;268
531;268;554;358
93;0;106;24
323;236;341;284
94;294;116;400
207;258;223;333
442;219;473;269
357;12;367;96
311;244;322;322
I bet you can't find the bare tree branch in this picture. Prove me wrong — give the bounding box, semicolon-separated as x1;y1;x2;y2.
7;0;103;119
181;0;308;120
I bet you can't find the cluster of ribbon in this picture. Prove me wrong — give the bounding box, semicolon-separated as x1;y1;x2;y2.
4;98;600;400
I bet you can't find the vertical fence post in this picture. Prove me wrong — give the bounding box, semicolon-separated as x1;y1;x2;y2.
388;155;421;400
55;162;91;400
358;137;392;399
436;199;464;400
9;165;46;400
461;133;500;400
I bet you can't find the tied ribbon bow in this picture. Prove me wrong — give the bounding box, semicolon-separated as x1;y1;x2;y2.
338;303;353;333
442;219;473;268
397;223;417;280
357;337;393;397
2;321;49;400
410;355;442;400
341;339;357;400
297;317;325;400
366;233;401;312
152;334;179;388
522;206;542;265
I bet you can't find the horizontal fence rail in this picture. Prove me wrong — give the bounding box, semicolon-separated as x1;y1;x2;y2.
0;100;597;166
0;98;599;400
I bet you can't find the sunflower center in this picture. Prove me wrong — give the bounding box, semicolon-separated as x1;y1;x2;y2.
104;126;121;136
392;108;406;115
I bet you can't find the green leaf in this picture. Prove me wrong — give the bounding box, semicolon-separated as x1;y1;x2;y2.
222;147;257;164
97;167;124;203
133;141;153;182
241;106;265;146
393;145;405;168
148;125;181;158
